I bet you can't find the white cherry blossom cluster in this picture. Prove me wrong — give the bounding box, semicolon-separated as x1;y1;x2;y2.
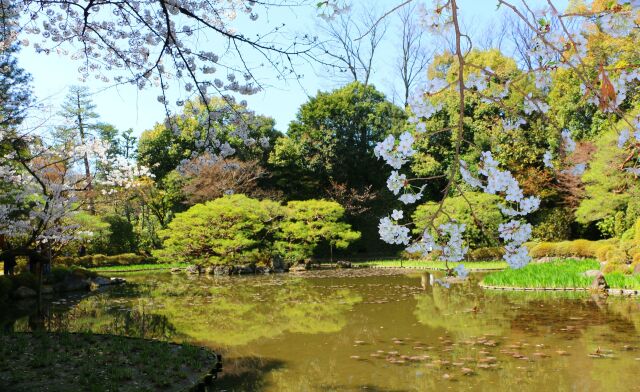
561;129;576;153
405;222;469;277
417;1;453;33
523;93;550;115
498;220;533;269
463;152;540;217
374;132;416;169
599;8;639;38
378;217;410;245
459;152;539;268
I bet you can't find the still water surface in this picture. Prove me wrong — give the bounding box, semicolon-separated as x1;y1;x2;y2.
2;269;640;391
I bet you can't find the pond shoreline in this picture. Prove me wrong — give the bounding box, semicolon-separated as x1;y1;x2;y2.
91;261;508;274
479;282;640;296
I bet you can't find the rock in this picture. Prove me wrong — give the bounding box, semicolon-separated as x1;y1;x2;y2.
170;268;182;273
591;272;609;292
110;277;126;285
336;260;352;269
237;264;255;275
93;276;112;286
255;266;271;274
55;274;91;292
185;265;201;274
214;265;233;276
13;286;37;299
583;270;601;278
89;281;100;291
290;262;309;272
41;285;54;295
272;255;286;271
633;264;640;276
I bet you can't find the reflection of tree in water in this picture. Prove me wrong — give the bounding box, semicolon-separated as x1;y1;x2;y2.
484;291;639;338
415;276;640;340
146;276;362;346
57;296;179;340
414;276;512;337
213;356;286;392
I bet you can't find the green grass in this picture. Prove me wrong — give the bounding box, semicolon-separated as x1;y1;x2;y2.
0;332;219;392
602;272;640;290
354;259;508;270
89;262;189;272
482;258;640;290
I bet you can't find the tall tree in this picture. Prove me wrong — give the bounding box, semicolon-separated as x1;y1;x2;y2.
395;3;431;108
318;10;387;86
57;86;101;213
269;81;406;200
0;0;31;133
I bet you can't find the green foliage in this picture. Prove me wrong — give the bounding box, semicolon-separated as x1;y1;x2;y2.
100;215;137;255
56;254;149;268
274;200;361;263
414;50;556;201
413;192;504;248
138;98;281;180
155;195;278;265
530;207;573;242
469;247;505;261
155;195;359;266
596;211;627;238
576;111;640;227
68;211;111;252
268;81;406;199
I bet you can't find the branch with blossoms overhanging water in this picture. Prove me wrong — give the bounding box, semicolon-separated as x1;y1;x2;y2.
11;0;344;162
372;0;640;280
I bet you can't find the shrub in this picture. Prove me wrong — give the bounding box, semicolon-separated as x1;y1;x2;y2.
154;195;281;265
154;195;360;266
9;272;37;291
605;248;628;264
530;207;573;242
100;215;138;255
274;199;360;263
529;242;557;258
54;254;148;268
603;262;630;274
469;247;504;261
595;243;618;262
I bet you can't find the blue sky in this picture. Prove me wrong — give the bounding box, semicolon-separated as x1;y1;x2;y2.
17;0;566;136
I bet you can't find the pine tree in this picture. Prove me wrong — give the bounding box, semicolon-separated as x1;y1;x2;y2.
0;1;32;133
58;86;101;214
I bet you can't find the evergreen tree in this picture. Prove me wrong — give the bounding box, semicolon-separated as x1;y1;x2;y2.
0;1;32;133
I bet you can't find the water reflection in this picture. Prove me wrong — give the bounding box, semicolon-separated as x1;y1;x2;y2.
1;270;640;391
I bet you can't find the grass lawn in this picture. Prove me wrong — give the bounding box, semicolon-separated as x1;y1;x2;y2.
89;262;190;272
355;259;508;270
0;332;219;392
482;258;640;290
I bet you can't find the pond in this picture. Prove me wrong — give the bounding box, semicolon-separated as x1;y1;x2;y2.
2;269;640;391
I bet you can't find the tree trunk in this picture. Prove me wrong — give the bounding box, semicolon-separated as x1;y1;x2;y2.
76;93;95;214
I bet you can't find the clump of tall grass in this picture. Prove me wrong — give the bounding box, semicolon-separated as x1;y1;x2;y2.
483;258;640;290
482;259;599;288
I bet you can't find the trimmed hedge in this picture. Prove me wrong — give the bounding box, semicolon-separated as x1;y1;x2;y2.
528;237;640;275
55;253;152;269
